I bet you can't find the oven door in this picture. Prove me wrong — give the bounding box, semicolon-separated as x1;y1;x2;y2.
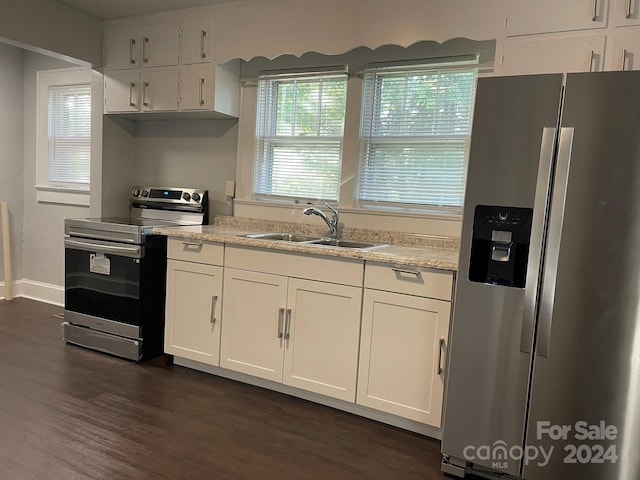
64;237;143;327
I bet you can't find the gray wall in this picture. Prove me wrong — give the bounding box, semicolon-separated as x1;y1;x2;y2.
133;119;239;217
0;0;102;66
0;43;24;289
22;51;88;300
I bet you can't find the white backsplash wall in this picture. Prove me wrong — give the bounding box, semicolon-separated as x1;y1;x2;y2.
133;119;239;219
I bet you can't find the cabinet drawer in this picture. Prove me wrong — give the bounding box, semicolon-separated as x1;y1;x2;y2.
364;262;453;301
168;238;223;265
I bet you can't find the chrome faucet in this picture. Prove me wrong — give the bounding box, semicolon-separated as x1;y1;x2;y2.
303;201;339;240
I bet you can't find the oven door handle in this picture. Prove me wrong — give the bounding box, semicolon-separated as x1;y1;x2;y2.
64;238;142;258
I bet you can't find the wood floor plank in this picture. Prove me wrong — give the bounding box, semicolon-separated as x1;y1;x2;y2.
0;298;467;480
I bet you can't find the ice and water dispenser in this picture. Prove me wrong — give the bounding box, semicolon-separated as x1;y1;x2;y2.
468;205;533;288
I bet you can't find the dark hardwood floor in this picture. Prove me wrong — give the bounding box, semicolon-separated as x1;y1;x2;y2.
0;297;460;480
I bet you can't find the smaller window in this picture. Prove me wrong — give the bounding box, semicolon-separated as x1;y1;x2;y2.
254;71;347;202
48;85;91;186
358;59;478;213
36;68;92;206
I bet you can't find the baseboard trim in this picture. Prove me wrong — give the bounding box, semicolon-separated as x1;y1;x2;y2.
20;279;64;306
174;356;442;440
0;280;23;300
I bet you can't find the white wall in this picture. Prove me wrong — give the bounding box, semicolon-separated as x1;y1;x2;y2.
22;51;89;305
0;0;102;66
0;43;24;297
133;119;238;217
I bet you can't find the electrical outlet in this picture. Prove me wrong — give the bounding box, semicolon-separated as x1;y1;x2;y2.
225;180;236;197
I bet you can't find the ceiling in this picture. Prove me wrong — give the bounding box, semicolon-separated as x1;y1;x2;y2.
57;0;241;19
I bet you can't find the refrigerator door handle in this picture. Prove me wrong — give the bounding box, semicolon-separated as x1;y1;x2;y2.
537;127;574;357
520;127;557;353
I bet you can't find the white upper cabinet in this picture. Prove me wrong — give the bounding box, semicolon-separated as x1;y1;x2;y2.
105;22;179;70
140;22;180;67
104;70;141;112
141;68;179;111
502;33;606;74
180;14;213;64
505;0;609;36
607;27;640;69
613;0;640;25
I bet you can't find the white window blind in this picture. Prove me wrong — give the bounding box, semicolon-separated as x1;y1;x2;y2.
254;72;347;201
358;61;477;212
48;84;91;186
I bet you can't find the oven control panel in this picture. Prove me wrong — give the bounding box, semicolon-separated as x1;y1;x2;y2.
130;186;207;206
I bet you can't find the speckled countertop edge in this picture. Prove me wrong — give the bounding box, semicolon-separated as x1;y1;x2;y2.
153;217;460;272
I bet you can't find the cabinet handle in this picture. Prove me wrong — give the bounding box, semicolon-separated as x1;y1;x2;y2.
181;241;202;249
200;30;207;59
128;82;136;107
588;50;595;72
621;49;628;70
129;38;136;64
284;308;292;340
592;0;598;20
210;295;218;324
143;37;149;63
277;308;284;338
198;77;205;106
142;81;149;107
627;0;633;18
437;338;445;375
391;267;421;277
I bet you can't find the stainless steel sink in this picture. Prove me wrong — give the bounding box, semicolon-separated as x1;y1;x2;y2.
308;239;381;249
241;232;322;242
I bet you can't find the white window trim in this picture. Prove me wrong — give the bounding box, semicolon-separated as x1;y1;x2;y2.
36;67;92;206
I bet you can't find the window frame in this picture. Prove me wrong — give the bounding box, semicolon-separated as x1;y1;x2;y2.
253;69;348;204
356;57;478;215
36;68;93;206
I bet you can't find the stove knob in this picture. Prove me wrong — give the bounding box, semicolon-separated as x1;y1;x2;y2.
141;189;149;197
182;192;191;202
192;192;201;202
132;188;140;196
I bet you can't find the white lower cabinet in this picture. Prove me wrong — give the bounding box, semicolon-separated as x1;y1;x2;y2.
164;240;224;365
220;247;363;402
357;263;453;427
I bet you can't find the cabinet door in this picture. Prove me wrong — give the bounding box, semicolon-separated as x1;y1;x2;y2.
501;33;606;75
104;26;140;70
283;279;362;402
357;290;451;426
607;27;640;70
104;70;140;113
141;22;179;67
141;69;179;112
180;15;213;64
613;0;640;25
164;260;223;365
505;0;608;36
180;64;212;110
220;269;287;382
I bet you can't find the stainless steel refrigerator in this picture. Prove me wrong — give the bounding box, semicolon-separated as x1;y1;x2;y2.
441;71;640;480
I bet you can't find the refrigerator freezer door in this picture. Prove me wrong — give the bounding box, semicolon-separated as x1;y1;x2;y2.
524;71;640;479
442;74;563;477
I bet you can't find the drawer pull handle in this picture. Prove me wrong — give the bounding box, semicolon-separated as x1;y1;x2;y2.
277;307;284;338
392;268;421;277
437;338;446;375
181;242;202;249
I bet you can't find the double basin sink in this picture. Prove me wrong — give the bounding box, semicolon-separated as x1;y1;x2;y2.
240;232;385;250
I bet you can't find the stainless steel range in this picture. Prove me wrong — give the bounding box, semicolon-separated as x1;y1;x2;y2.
62;186;208;361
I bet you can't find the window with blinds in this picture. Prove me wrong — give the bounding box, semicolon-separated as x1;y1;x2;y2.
48;84;91;186
254;72;347;201
358;61;477;212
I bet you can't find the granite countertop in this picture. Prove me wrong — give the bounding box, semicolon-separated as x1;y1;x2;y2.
153;217;460;271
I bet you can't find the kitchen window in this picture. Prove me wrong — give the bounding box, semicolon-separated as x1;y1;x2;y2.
254;70;348;202
36;68;92;206
358;58;478;214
